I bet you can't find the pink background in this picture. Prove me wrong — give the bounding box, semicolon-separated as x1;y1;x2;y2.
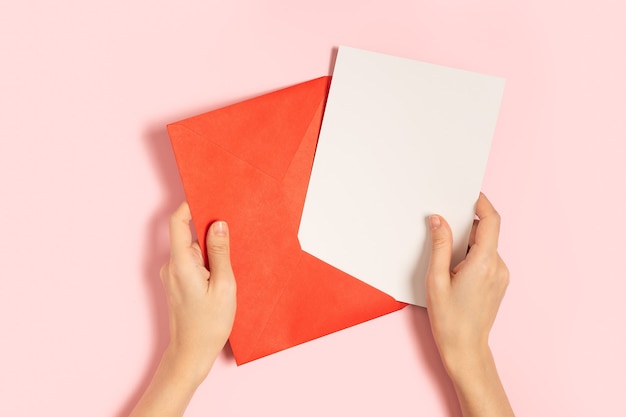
1;1;624;415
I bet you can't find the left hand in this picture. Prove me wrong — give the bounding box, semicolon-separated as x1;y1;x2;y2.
160;202;237;382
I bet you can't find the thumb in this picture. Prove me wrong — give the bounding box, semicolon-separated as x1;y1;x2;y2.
425;215;453;288
206;221;234;279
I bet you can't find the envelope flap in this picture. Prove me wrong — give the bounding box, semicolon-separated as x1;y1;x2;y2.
167;75;405;365
236;252;405;364
167;77;336;365
169;76;331;181
167;122;305;364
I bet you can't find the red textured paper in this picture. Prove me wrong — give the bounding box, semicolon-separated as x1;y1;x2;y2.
168;77;405;364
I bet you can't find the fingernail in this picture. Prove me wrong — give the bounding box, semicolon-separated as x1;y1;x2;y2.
429;215;441;230
213;221;228;237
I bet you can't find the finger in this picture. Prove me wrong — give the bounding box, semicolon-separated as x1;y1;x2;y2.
425;215;453;290
468;219;479;248
206;220;235;280
473;192;501;253
169;202;194;262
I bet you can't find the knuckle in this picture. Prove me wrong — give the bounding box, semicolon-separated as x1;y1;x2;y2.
475;255;499;278
431;235;449;251
211;274;237;298
159;263;169;281
474;250;493;268
216;274;237;292
168;260;190;278
492;210;502;227
425;274;447;295
169;209;188;228
481;261;496;279
500;264;510;287
208;241;230;256
432;240;446;251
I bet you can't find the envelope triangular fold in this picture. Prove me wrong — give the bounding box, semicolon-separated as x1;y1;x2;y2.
168;77;405;364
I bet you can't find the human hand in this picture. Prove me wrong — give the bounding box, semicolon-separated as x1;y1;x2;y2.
159;202;237;383
425;193;509;375
425;193;514;417
129;203;236;417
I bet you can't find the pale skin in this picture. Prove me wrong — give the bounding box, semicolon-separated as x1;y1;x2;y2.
130;193;514;417
426;193;514;417
129;203;236;417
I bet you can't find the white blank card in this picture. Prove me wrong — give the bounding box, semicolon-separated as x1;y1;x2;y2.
298;46;505;306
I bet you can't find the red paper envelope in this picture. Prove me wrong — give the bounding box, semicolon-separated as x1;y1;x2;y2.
167;76;406;365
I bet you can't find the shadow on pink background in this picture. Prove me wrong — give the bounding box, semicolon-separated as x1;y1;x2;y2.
1;1;625;416
116;125;182;417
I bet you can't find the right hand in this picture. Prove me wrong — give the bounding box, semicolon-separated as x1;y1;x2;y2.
425;193;509;374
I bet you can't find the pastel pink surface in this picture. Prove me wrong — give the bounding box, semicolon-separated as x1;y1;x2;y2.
0;1;624;416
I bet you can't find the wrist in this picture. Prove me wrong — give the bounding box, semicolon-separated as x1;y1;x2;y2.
439;345;515;416
439;343;494;384
128;346;213;416
162;345;217;388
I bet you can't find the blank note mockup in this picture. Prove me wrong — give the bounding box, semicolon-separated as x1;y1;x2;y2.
298;46;505;306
